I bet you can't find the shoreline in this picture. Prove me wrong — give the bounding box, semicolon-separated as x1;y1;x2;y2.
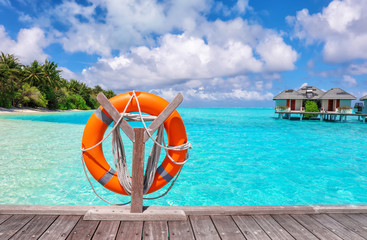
0;107;84;115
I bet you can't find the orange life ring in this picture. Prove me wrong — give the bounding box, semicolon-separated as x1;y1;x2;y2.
81;91;188;195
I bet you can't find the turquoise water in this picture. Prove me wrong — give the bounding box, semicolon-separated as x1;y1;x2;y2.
0;108;366;206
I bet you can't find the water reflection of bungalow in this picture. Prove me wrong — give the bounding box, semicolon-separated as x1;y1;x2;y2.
319;88;356;113
361;95;367;114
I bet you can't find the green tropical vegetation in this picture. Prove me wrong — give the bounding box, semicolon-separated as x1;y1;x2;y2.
304;100;319;118
0;52;115;110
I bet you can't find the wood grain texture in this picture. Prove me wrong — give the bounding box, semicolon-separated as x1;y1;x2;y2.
66;219;99;240
97;92;134;142
92;220;120;240
346;213;367;227
0;214;12;225
39;215;80;240
168;220;195;240
291;214;343;240
2;209;367;239
311;214;365;240
116;221;143;240
252;215;294;240
272;214;317;240
0;214;34;239
233;215;271;240
189;215;220;240
143;93;183;142
328;214;367;238
131;128;145;213
2;204;367;216
329;214;367;239
143;221;168;240
211;215;245;240
10;215;58;240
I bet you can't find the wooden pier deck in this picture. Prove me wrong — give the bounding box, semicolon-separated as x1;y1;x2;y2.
275;111;367;122
1;205;367;239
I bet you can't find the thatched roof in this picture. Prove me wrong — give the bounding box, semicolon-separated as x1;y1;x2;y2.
319;88;356;100
297;86;325;100
273;89;304;100
360;95;367;101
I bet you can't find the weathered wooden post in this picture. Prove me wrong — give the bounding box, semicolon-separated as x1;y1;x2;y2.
130;128;145;213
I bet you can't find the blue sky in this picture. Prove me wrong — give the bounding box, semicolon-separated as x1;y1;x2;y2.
1;0;366;107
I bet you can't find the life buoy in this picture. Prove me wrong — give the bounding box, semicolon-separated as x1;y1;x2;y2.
81;91;188;195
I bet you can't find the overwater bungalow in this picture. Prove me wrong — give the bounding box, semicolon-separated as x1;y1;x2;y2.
273;86;325;112
319;88;356;113
361;95;367;114
297;86;325;101
273;86;356;113
273;89;304;111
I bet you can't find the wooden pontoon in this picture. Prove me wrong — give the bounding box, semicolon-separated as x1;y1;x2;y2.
276;111;367;122
1;204;367;239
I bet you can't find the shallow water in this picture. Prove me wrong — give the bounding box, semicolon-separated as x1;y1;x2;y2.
0;108;366;206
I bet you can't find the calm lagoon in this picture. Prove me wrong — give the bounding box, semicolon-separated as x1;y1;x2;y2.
0;108;366;206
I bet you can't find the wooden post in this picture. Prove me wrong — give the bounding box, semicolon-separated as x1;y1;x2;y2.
131;128;145;213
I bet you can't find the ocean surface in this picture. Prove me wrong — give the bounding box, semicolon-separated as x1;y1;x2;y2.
0;108;366;206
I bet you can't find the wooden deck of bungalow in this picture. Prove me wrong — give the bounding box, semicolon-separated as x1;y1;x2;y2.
1;205;367;239
275;111;367;122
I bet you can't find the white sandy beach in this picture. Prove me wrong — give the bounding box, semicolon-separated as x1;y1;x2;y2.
0;107;82;115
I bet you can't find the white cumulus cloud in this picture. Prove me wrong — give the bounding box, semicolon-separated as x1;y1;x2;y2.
9;0;298;103
0;25;49;64
80;25;297;93
288;0;367;63
342;75;357;87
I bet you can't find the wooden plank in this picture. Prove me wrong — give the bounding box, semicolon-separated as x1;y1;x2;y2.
39;215;80;240
291;214;343;240
143;221;168;240
168;220;195;240
211;215;245;240
131;128;145;213
346;213;367;226
143;93;183;142
328;214;367;238
252;215;294;240
66;219;99;240
0;214;34;239
311;214;365;240
233;215;271;240
97;92;134;142
0;214;12;224
272;214;318;240
189;215;220;240
10;215;58;240
84;208;186;221
92;220;120;240
115;221;143;240
2;204;367;216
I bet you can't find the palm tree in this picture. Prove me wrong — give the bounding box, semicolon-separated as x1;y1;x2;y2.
59;78;70;88
68;79;82;93
104;90;115;99
23;60;44;88
93;85;104;95
0;52;21;107
42;60;61;89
